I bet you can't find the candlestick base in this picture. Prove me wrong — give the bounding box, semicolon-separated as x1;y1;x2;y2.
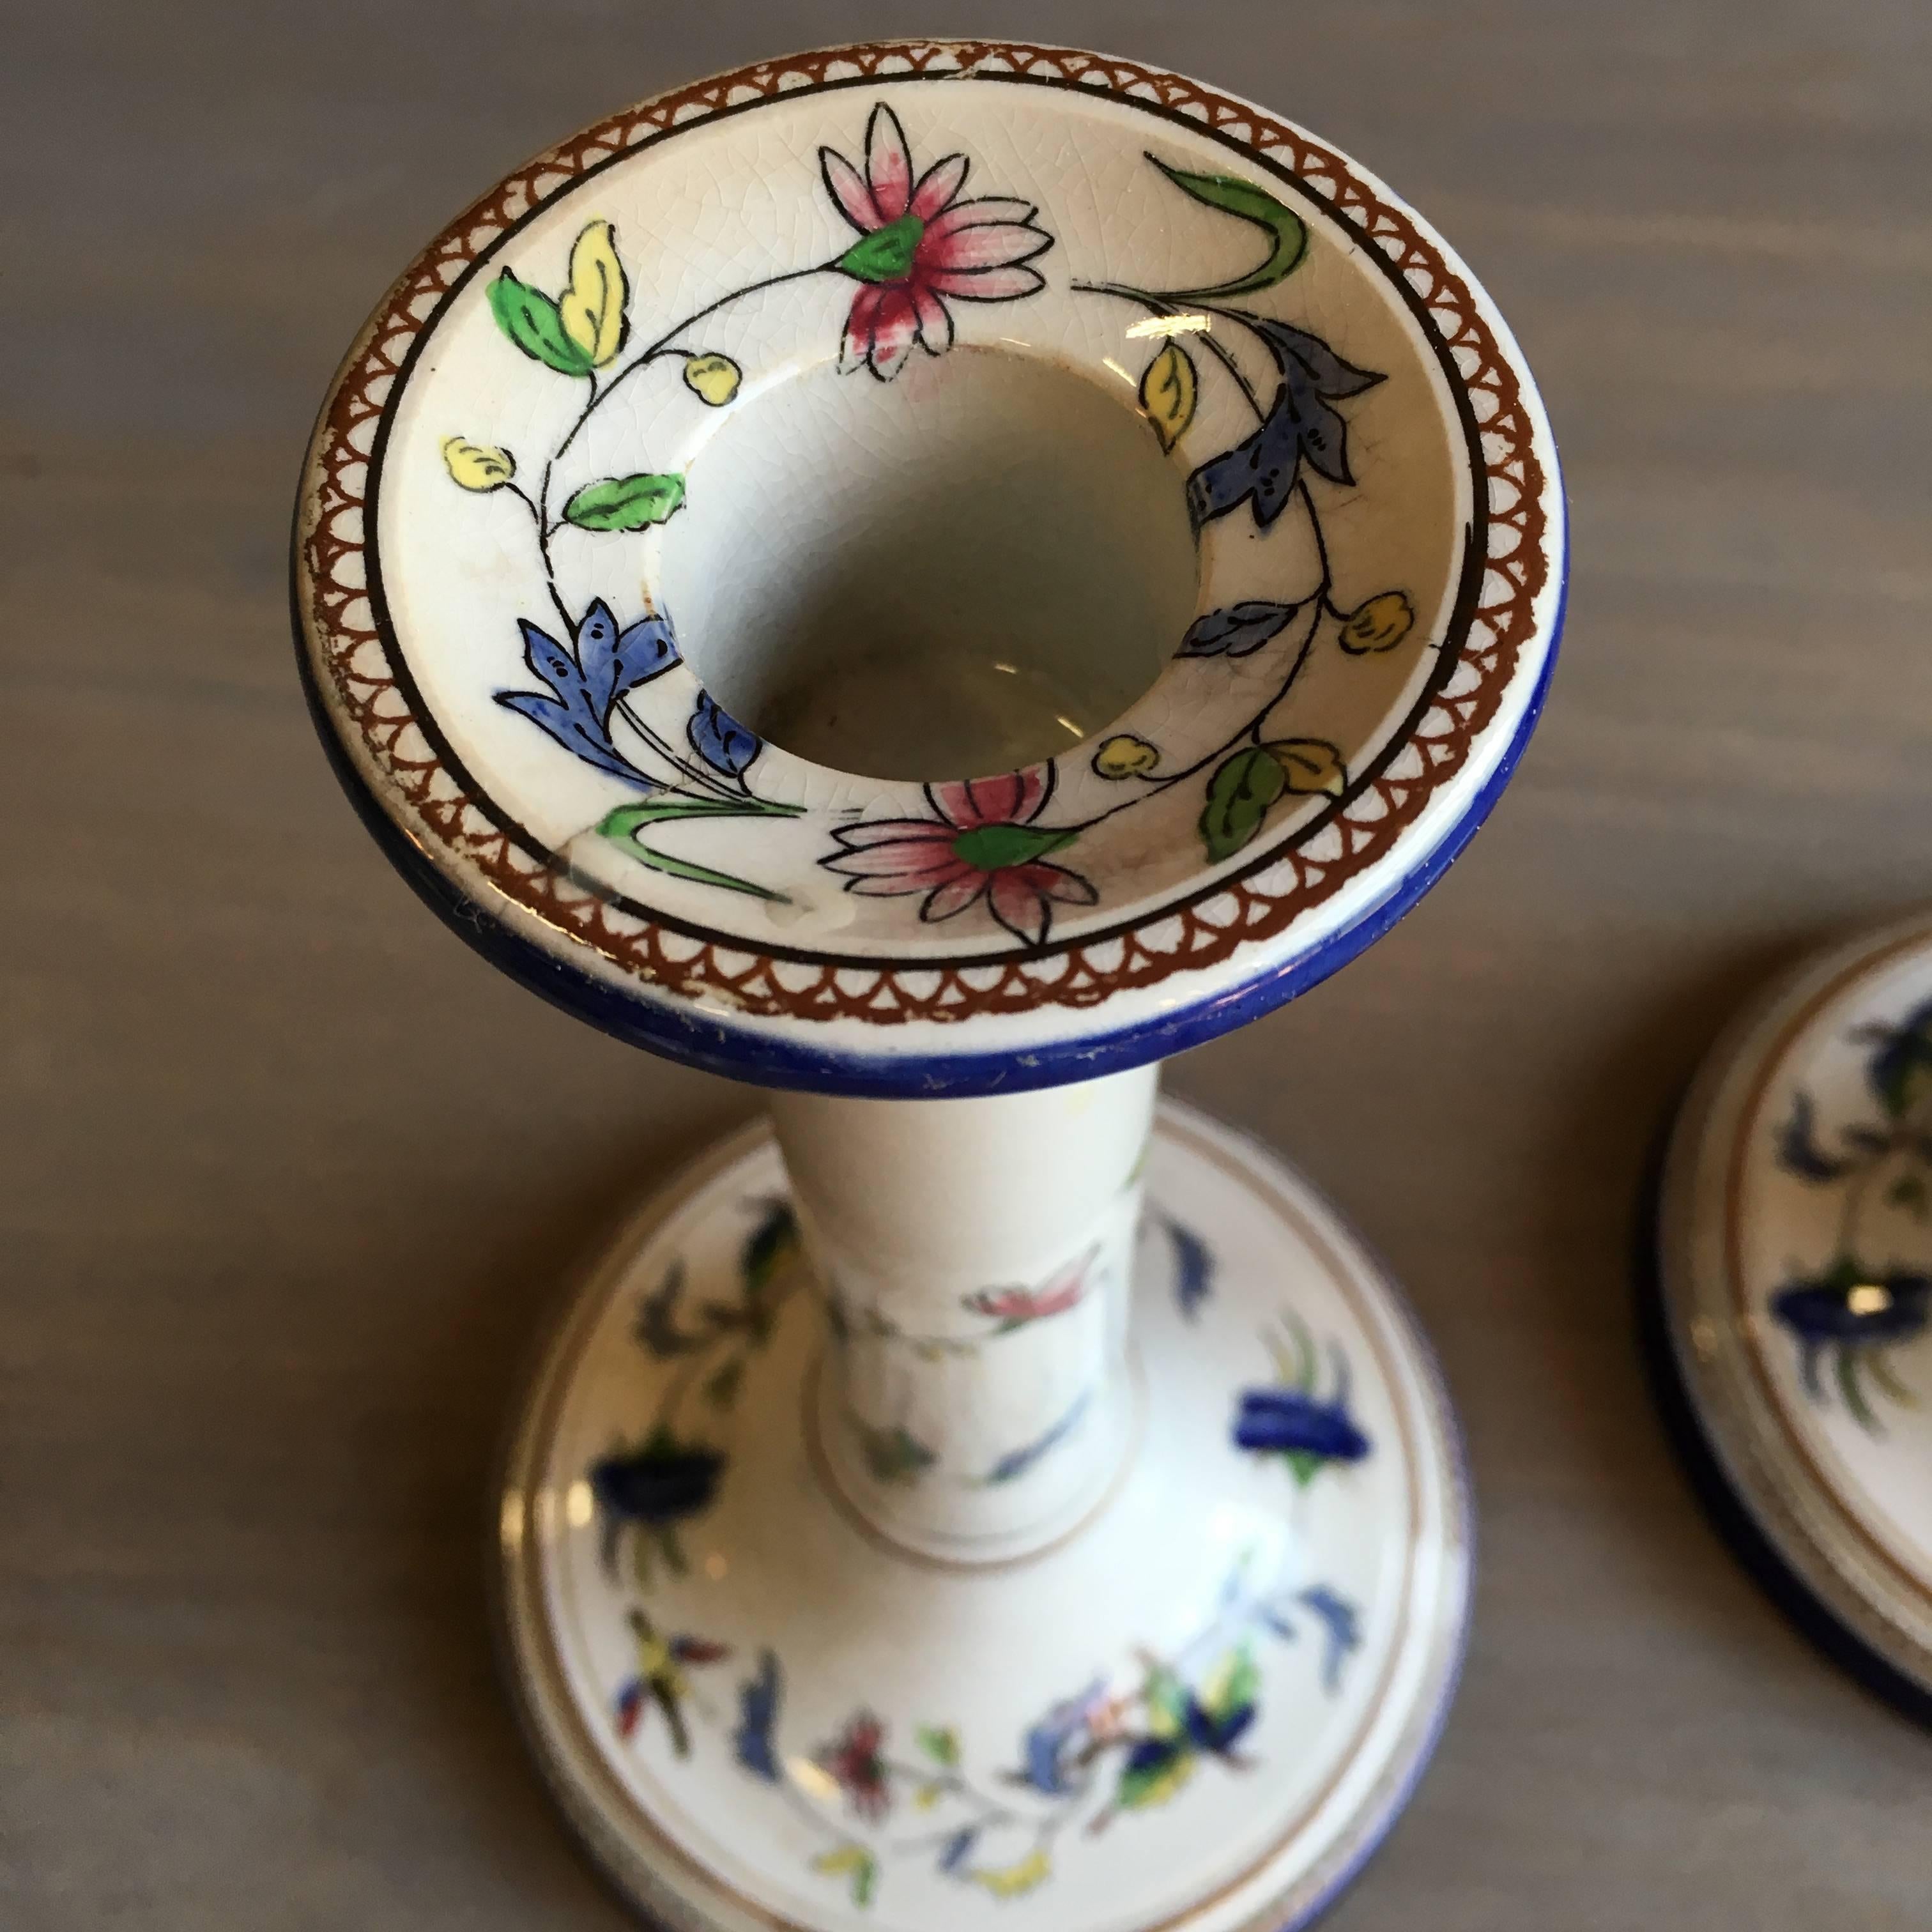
496;1101;1468;1931
1648;912;1932;1723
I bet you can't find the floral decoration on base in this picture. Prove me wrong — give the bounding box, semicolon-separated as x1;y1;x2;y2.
581;1199;1375;1912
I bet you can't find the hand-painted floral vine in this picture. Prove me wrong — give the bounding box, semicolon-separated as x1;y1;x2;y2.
723;1553;1362;1910
589;1199;800;1584
597;1206;1110;1538
611;1607;731;1756
850;1391;1105;1491
447;107;1416;947
1234;1314;1374;1482
829;1242;1099;1357
1770;1001;1932;1431
824;1243;1105;1489
586;1206;1374;1910
441;102;1053;905
815;151;1416;946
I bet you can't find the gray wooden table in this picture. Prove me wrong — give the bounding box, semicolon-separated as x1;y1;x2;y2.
6;3;1931;1925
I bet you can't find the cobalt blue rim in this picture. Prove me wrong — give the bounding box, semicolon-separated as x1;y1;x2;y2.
1634;1107;1932;1731
292;527;1563;1097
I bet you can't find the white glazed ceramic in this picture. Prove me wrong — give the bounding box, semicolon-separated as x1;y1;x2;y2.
769;1069;1157;1562
293;38;1565;1098
1655;911;1932;1715
291;40;1560;1927
500;1101;1468;1932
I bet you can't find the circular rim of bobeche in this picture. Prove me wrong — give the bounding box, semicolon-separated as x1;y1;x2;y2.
292;40;1565;1094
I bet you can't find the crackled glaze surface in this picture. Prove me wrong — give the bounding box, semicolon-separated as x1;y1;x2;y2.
500;1103;1468;1932
294;41;1563;1090
1659;914;1932;1708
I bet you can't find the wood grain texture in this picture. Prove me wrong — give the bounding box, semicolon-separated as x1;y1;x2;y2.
3;3;1930;1926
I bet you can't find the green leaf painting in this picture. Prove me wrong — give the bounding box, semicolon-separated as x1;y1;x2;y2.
1199;746;1288;862
488;270;596;376
562;472;687;532
1151;161;1308;300
597;796;802;903
836;211;924;282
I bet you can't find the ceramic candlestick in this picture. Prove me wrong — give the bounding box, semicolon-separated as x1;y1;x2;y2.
1650;911;1932;1726
293;40;1564;1930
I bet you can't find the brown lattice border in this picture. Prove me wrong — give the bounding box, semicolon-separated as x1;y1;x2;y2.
296;40;1556;1030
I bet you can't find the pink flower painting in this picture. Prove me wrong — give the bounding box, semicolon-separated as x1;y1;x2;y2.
822;103;1054;380
821;767;1096;947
